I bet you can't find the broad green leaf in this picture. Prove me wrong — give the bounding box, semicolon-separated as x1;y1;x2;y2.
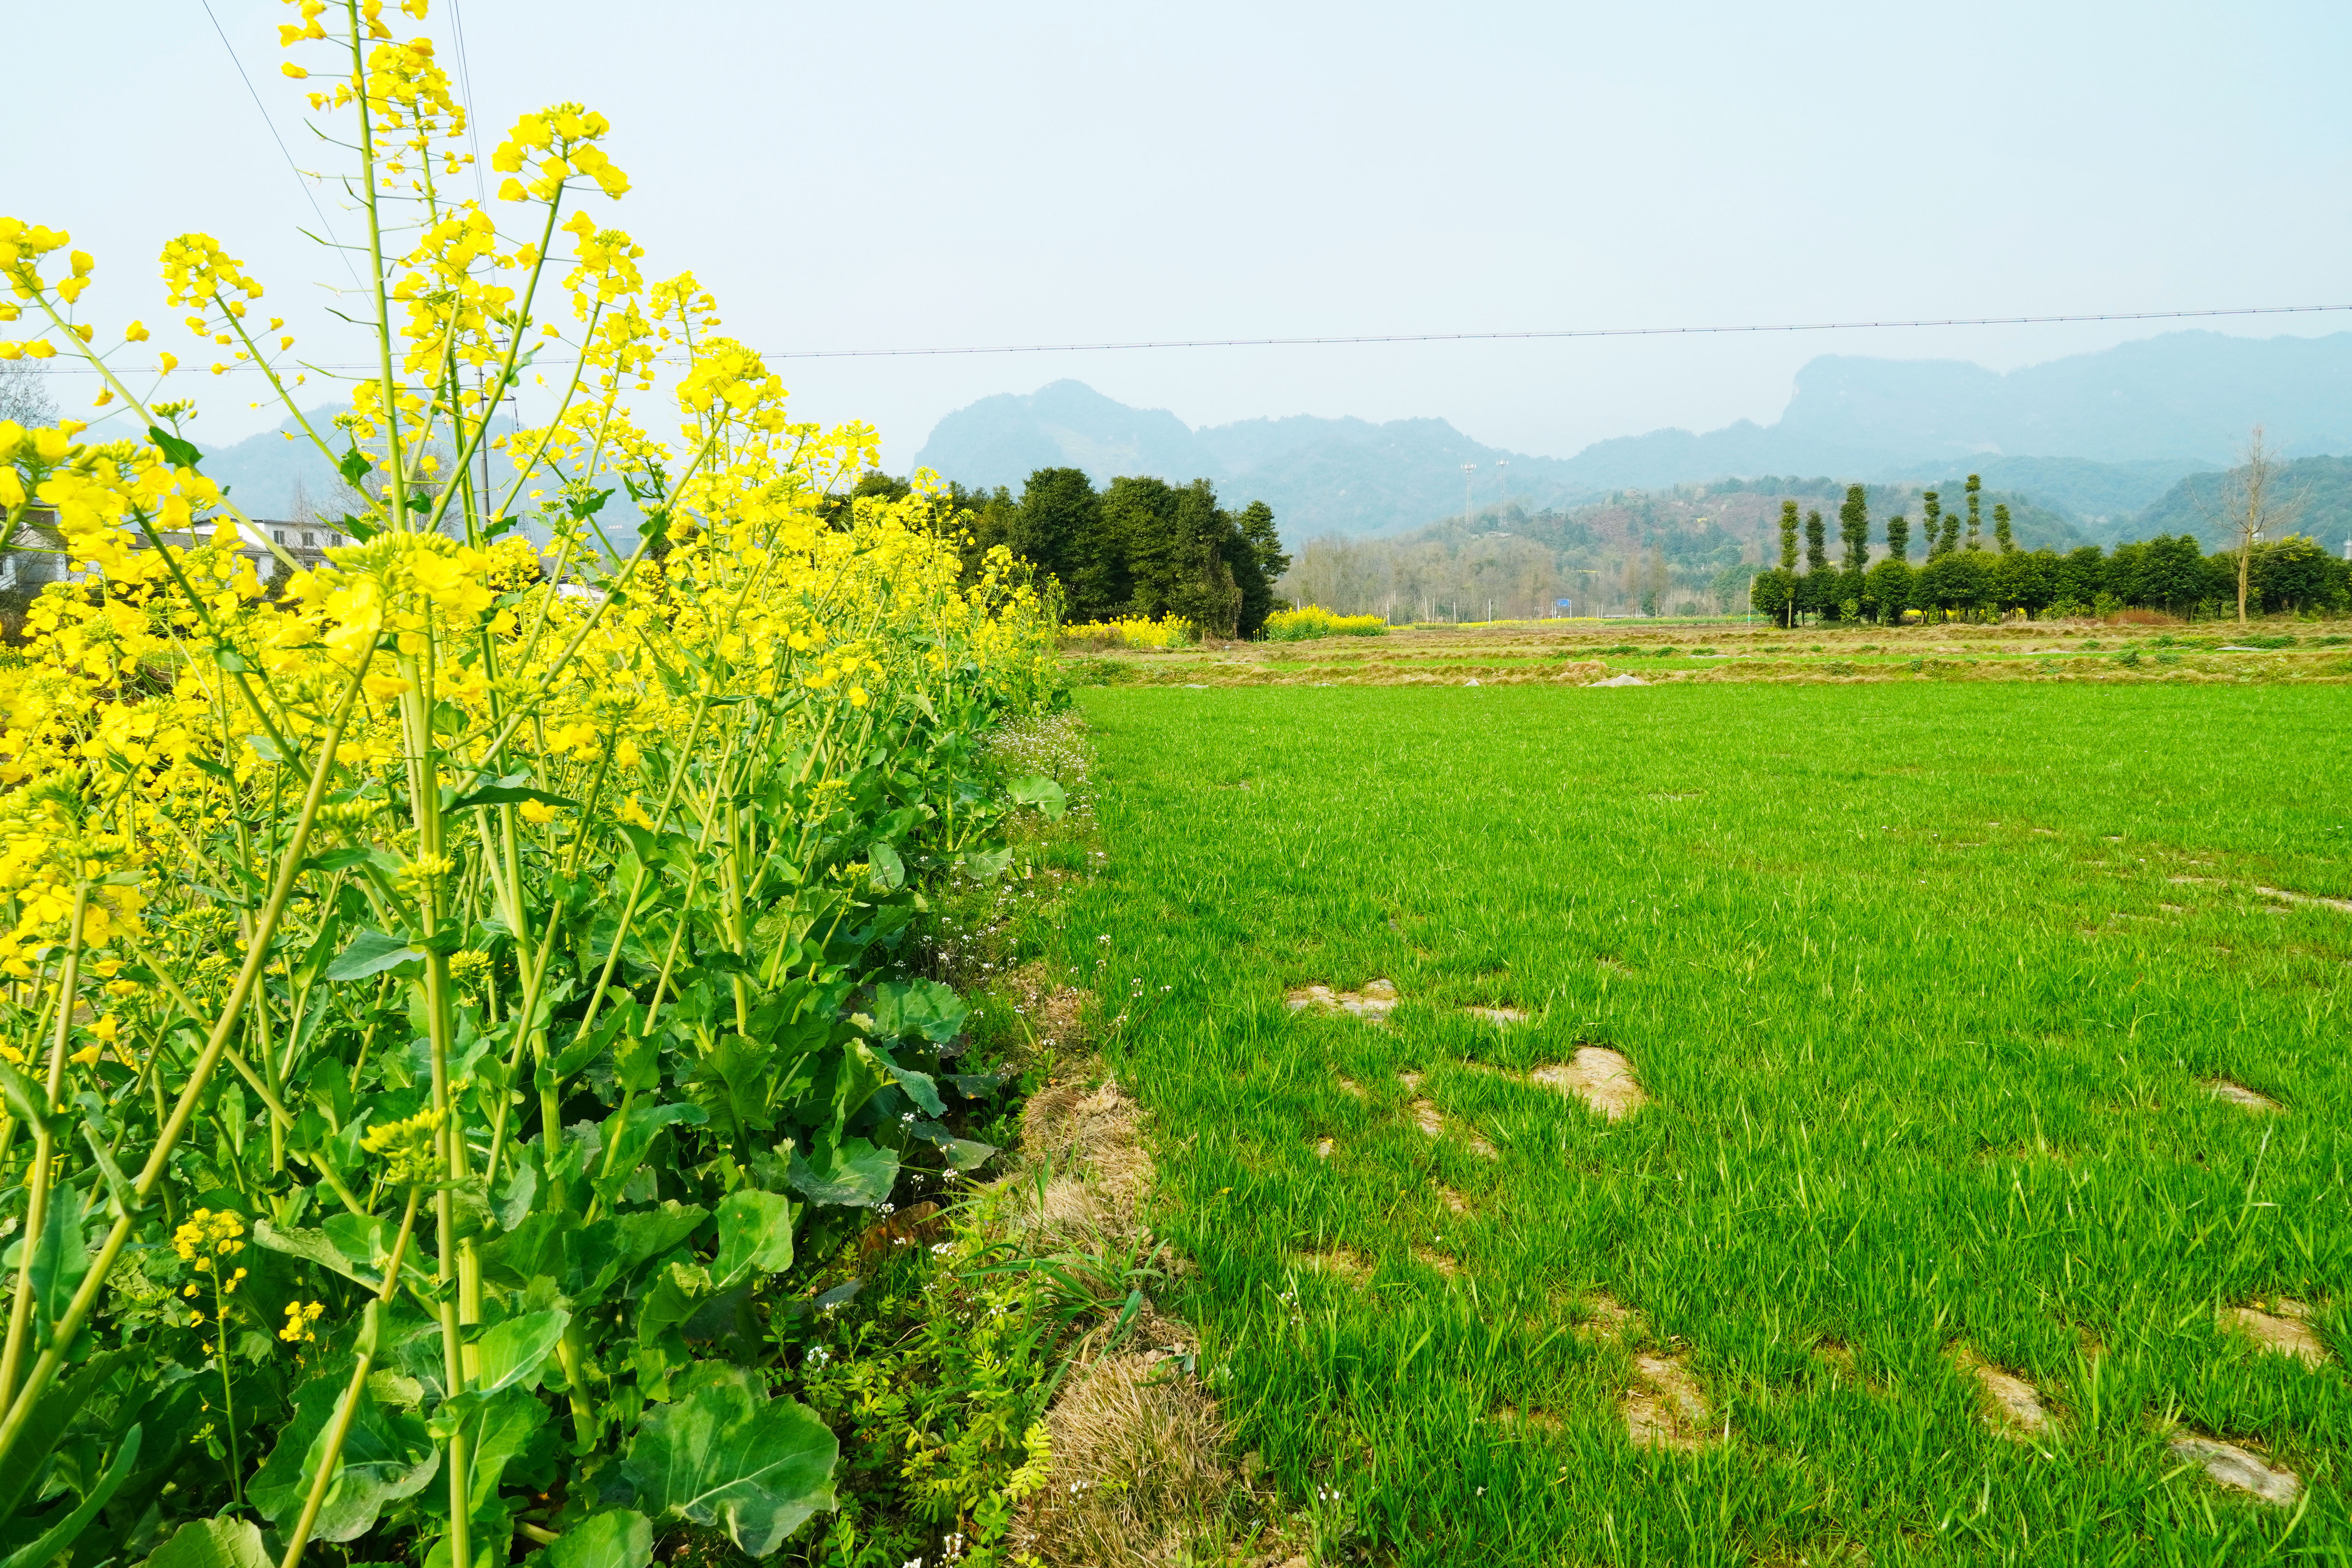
619;1378;838;1556
466;1384;556;1513
29;1189;89;1344
335;445;373;487
864;840;905;891
0;1423;140;1568
325;929;424;983
0;1059;53;1130
0;1350;131;1520
1007;774;1067;820
254;1218;381;1289
138;1517;272;1568
786;1136;897;1209
147;425;204;469
250;1370;437;1542
878;1061;945;1118
907;1119;997;1172
448;775;579;814
324;1211;392;1272
592;1104;707;1205
867;978;967;1046
536;1510;652;1568
958;845;1013;881
633;1260;712;1347
686;1036;780;1135
711;1189;796;1290
469;1309;569;1397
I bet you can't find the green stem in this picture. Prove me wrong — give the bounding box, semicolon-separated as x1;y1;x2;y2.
276;1185;421;1568
0;653;370;1463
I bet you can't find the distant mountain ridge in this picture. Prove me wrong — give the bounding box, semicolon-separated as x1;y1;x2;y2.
912;331;2352;538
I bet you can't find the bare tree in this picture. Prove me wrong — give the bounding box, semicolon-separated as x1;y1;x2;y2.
0;363;60;429
2206;426;2305;625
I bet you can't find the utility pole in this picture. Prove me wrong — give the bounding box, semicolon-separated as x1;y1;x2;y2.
1497;458;1509;519
1462;462;1477;531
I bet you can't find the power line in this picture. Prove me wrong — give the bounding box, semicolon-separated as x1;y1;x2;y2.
16;300;2351;375
446;0;492;209
758;303;2352;359
198;0;361;286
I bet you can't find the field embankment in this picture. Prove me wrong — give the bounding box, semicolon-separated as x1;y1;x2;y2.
1065;621;2352;689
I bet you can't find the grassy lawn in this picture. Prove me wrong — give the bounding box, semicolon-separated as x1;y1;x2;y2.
1054;683;2348;1565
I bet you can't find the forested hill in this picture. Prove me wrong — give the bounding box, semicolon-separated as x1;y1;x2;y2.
913;332;2352;539
913;380;1594;538
2128;454;2352;552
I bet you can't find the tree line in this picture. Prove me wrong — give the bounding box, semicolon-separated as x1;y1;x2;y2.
1751;477;2350;625
835;467;1291;638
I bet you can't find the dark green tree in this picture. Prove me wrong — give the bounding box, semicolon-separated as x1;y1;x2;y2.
2059;545;2106;608
1964;474;1984;550
1992;501;2014;554
1751;566;1797;627
1865;555;1913;624
1009;467;1100;604
1231;499;1288;638
1921;491;1945;558
1885;512;1911;562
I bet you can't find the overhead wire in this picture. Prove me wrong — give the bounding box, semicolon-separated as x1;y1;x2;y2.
755;303;2352;359
198;0;361;287
18;301;2350;377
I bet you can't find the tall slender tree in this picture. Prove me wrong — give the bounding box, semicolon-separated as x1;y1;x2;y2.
1886;512;1911;561
1993;502;2015;554
1802;508;1832;620
1779;499;1800;572
1922;491;1945;557
1232;500;1288;638
1838;484;1870;572
1964;474;1984;550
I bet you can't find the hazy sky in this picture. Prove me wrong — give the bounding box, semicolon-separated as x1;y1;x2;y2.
15;1;2352;466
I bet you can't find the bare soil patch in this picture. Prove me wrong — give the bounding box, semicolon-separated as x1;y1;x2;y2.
2168;1436;2301;1507
2208;1078;2283;1114
1532;1047;1649;1120
996;960;1095;1056
1014;1312;1230;1564
1625;1354;1711;1451
2257;884;2352;913
1965;1360;2055;1440
1291;1246;1372;1286
1285;978;1399;1021
2224;1300;2331;1367
855;1200;945;1262
1018;1077;1156;1236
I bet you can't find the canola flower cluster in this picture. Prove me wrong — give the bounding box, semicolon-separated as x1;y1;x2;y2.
0;2;1063;1562
1262;604;1389;641
1059;614;1197;650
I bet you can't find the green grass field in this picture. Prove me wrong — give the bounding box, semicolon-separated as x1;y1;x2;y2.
1050;684;2349;1566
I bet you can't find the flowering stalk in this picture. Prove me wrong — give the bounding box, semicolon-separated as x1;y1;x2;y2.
0;652;372;1466
275;1183;421;1568
0;884;88;1412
